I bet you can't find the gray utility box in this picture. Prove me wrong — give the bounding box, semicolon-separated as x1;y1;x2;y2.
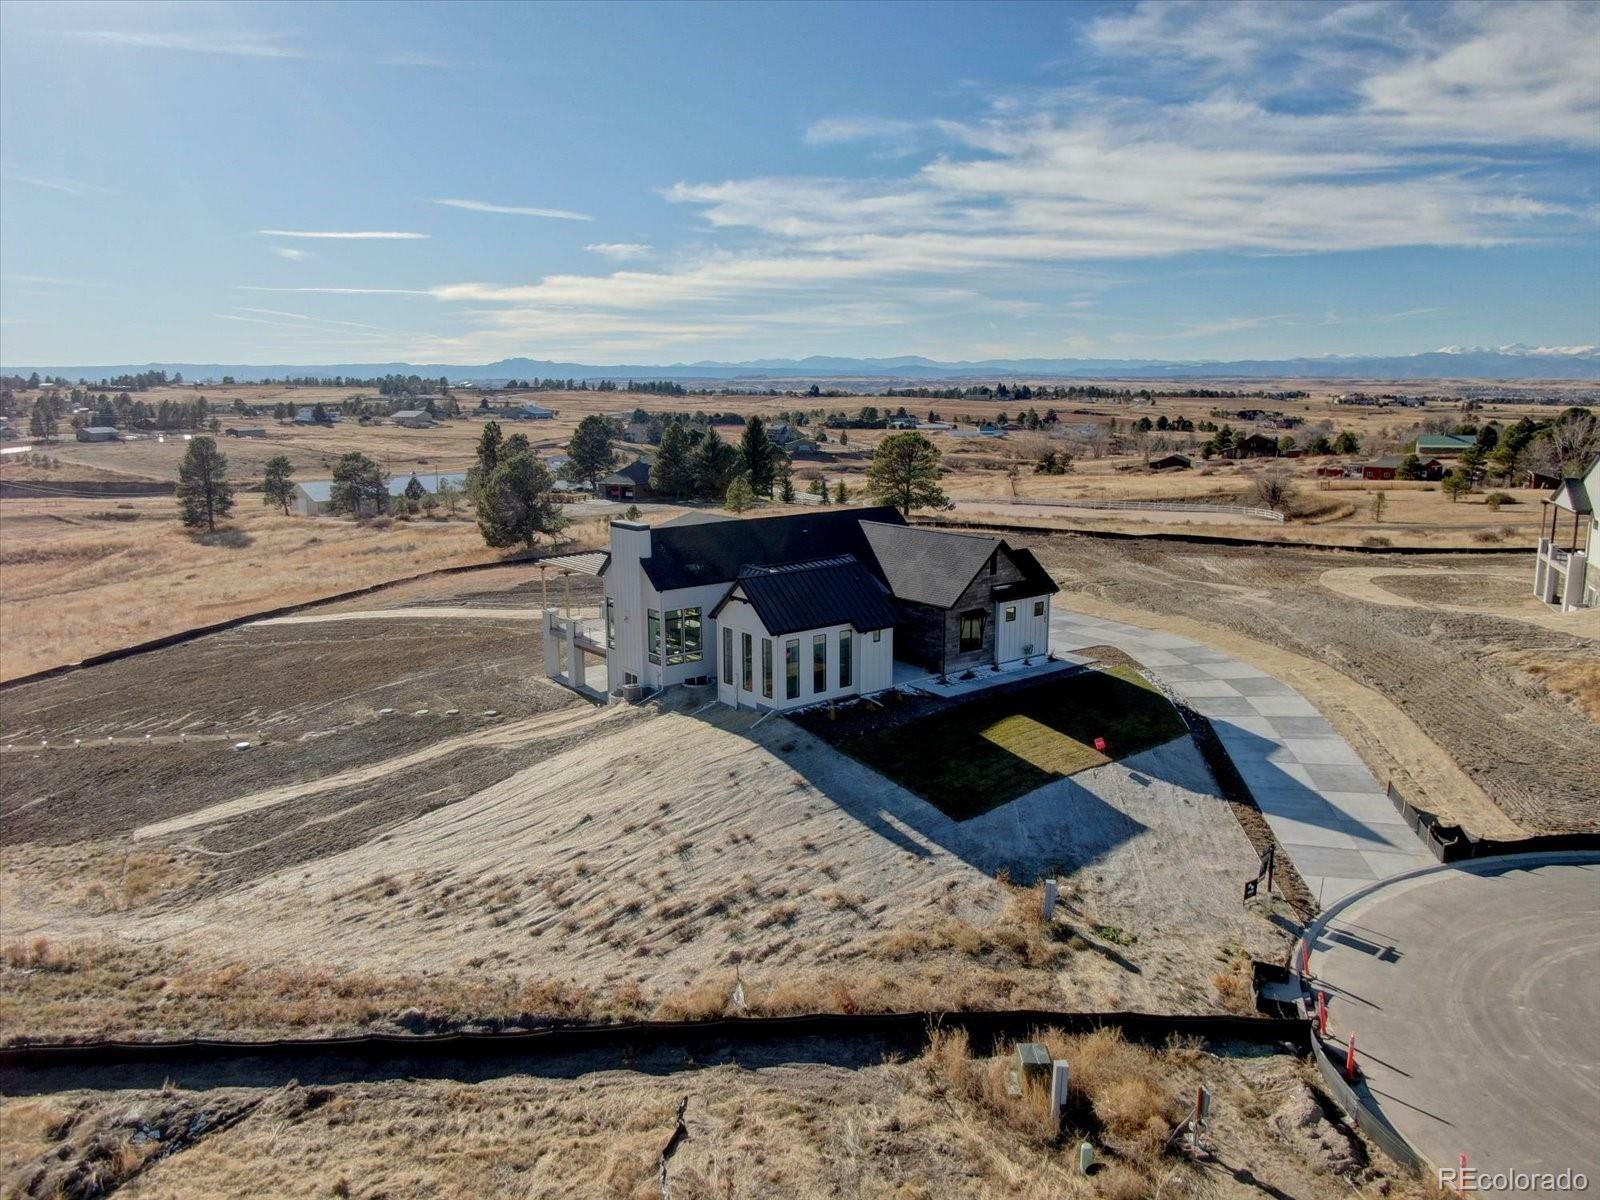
1016;1042;1052;1088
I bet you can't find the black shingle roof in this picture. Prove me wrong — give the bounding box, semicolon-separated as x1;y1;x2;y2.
859;521;1059;607
640;505;906;592
602;458;652;486
711;555;899;635
859;521;997;607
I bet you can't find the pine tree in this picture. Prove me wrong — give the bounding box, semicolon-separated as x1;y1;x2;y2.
330;452;388;516
475;452;568;549
650;421;693;499
476;421;504;474
724;474;755;513
175;437;235;532
565;415;617;490
834;480;848;504
739;416;776;496
261;455;296;515
866;432;948;515
691;428;738;500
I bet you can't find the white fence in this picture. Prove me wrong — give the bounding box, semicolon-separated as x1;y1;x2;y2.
990;498;1286;523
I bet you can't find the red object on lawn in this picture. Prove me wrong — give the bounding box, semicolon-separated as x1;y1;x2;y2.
1093;736;1108;752
1345;1033;1358;1082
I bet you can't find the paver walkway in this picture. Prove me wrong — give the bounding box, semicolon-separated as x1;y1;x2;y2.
1050;608;1434;906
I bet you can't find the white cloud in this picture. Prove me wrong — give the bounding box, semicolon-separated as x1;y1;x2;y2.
74;30;303;59
256;230;429;240
432;198;593;221
584;243;652;261
242;3;1593;361
272;247;311;261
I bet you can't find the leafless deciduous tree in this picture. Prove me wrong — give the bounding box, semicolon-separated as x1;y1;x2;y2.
1250;470;1299;515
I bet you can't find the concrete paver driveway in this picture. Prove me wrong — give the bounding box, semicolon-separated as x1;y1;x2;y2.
1050;608;1433;906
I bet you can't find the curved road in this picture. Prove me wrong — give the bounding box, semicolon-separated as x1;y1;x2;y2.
1309;854;1600;1195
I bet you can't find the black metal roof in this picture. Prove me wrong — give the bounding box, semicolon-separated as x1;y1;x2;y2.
711;555;900;635
640;504;906;592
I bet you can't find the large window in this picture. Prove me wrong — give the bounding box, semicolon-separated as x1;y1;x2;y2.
723;626;734;685
604;598;615;649
959;609;986;653
647;610;661;664
785;639;800;699
813;633;828;693
682;608;702;661
761;638;773;698
741;632;754;692
663;606;703;665
839;630;852;688
665;610;682;663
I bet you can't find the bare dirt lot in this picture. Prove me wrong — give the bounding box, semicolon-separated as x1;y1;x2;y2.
0;1030;1425;1200
1;567;1289;1043
1022;535;1599;836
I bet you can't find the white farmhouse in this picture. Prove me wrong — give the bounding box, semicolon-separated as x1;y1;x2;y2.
1533;454;1598;611
551;506;1059;710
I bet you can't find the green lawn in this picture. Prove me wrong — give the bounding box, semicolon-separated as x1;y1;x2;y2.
839;666;1187;821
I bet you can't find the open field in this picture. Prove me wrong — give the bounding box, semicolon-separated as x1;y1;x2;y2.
0;1030;1426;1200
0;496;619;682
1;570;1288;1043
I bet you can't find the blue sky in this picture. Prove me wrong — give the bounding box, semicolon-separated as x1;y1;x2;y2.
1;0;1597;366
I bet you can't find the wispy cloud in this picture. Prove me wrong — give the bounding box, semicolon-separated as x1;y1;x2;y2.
226;2;1595;361
256;230;429;240
74;30;303;59
432;198;593;221
584;243;652;261
238;286;433;295
5;172;108;196
272;247;311;261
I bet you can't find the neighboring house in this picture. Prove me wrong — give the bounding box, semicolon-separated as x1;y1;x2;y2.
76;426;120;442
503;404;555;420
392;410;434;429
591;506;1058;710
601;458;653;501
1533;455;1598;612
622;421;652;444
1415;434;1476;459
292;470;469;516
1148;453;1191;471
225;427;267;438
1360;456;1445;481
1227;433;1280;459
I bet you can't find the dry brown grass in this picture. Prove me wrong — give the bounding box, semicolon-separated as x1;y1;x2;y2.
0;496;611;680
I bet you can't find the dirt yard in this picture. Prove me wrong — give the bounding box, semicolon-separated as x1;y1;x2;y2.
1022;535;1599;836
1;566;1289;1042
1;1032;1423;1200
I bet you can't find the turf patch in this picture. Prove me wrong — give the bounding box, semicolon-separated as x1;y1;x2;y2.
837;666;1186;820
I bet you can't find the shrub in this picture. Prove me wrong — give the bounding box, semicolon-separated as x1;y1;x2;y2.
1361;535;1392;548
1484;491;1514;510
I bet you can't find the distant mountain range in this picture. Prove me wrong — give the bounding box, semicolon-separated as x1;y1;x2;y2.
7;346;1598;383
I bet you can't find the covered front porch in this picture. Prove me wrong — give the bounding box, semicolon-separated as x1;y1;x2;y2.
538;551;611;699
